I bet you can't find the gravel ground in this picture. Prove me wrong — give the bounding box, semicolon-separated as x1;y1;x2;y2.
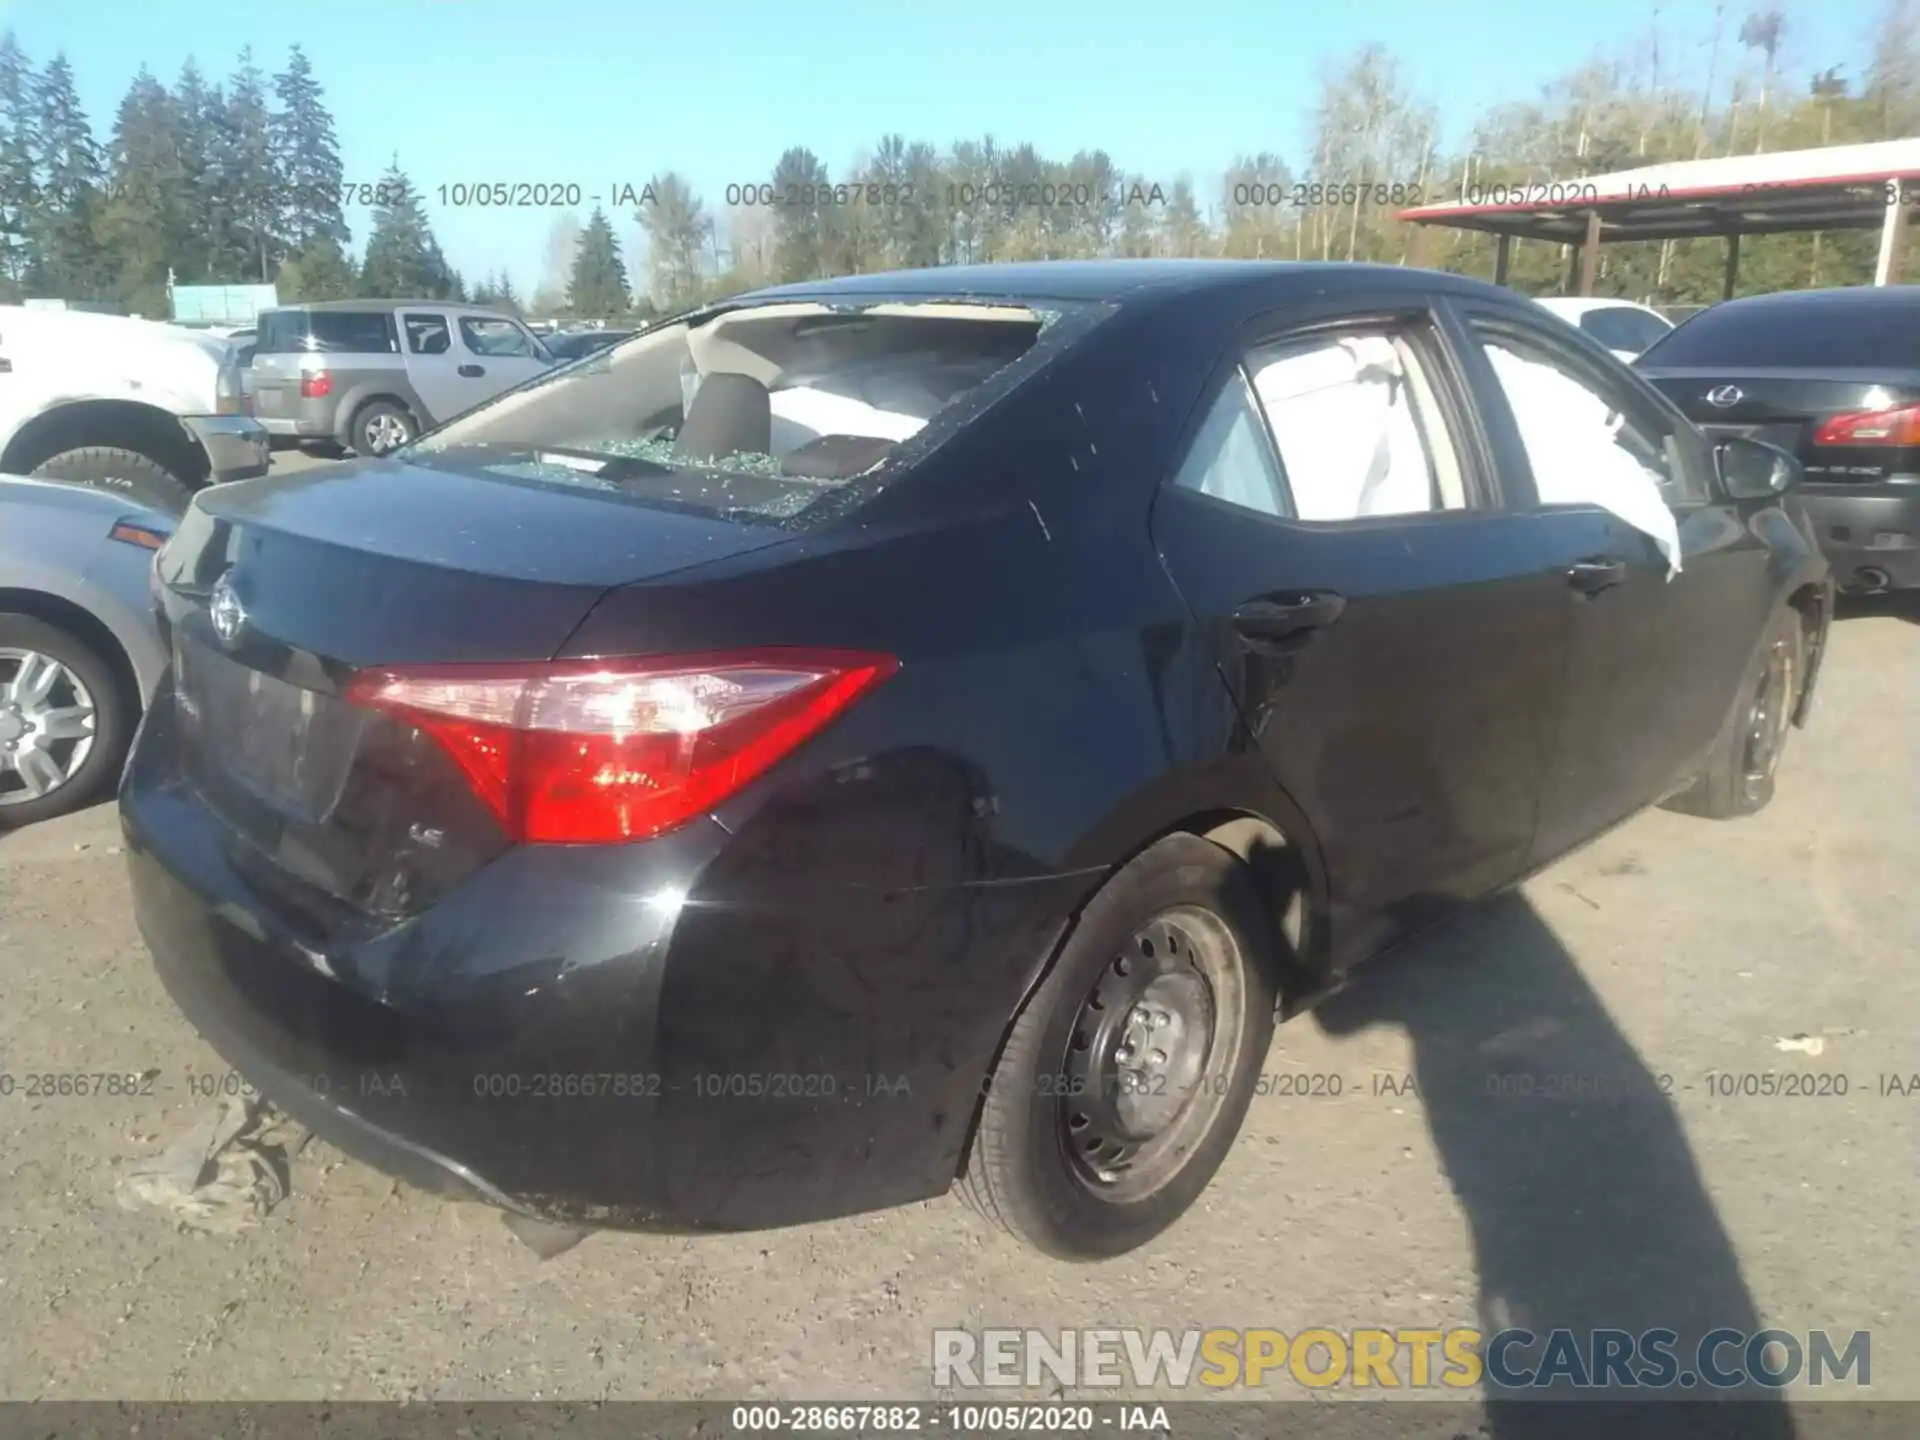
0;569;1914;1405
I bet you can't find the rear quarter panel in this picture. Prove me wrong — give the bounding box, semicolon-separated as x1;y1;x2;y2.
549;297;1332;1213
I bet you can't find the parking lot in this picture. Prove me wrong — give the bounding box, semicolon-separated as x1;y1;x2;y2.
1;446;1915;1402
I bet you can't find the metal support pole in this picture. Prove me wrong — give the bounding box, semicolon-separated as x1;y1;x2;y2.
1876;179;1901;285
1577;210;1602;296
1493;233;1512;286
1722;232;1742;300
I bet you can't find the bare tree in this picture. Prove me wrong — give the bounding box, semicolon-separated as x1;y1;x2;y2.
1739;9;1786;151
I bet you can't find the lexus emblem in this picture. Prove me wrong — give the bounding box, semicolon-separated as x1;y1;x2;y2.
209;573;247;646
1706;385;1744;408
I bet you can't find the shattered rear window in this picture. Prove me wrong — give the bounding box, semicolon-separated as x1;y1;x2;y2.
406;297;1097;527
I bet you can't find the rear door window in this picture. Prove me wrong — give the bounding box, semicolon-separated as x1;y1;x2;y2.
404;313;452;355
1245;329;1469;520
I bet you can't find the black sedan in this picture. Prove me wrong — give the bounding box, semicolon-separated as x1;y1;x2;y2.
1636;284;1920;593
121;261;1830;1260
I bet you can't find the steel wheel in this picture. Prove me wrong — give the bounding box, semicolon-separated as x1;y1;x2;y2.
1057;905;1249;1203
0;646;99;807
1739;632;1796;802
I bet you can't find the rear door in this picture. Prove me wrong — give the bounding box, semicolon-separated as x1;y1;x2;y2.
398;311;463;424
1452;301;1779;864
1149;294;1579;968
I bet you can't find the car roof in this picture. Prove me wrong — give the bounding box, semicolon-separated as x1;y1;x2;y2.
1699;284;1920;317
264;299;518;315
739;259;1508;307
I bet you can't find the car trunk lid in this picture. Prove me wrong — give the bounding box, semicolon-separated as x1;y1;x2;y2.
1639;365;1920;482
153;455;797;929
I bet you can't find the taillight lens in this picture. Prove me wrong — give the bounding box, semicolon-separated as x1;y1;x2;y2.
1812;404;1920;446
345;649;899;844
109;519;171;551
300;370;333;399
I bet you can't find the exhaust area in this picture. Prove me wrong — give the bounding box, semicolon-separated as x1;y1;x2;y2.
1840;566;1893;595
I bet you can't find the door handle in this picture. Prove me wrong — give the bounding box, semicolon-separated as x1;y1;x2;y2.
1233;592;1347;647
1566;557;1627;595
458;364;485;378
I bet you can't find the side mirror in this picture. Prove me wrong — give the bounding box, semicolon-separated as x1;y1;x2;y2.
1716;437;1802;500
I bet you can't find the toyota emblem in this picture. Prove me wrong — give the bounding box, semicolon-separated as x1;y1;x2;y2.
209;573;247;647
1706;385;1744;408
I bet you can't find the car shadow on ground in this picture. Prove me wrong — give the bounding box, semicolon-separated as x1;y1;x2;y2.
1309;892;1796;1439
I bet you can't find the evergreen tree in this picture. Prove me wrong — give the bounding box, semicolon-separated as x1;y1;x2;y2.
30;53;104;300
0;32;37;292
566;205;630;315
495;271;522;314
276;238;355;299
768;146;830;282
635;173;709;310
220;48;283;282
93;66;188;315
272;45;346;251
469;270;499;305
170;60;221;281
359;162;457;297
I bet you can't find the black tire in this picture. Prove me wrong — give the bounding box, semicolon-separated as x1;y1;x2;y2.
1661;606;1804;820
29;446;196;516
960;832;1278;1259
348;399;418;456
0;614;133;828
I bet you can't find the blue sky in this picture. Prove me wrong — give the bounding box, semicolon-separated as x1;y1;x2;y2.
5;0;1890;294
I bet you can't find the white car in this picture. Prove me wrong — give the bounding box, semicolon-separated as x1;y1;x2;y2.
1533;297;1676;363
0;306;271;514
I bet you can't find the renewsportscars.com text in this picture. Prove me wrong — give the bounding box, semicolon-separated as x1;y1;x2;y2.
933;1326;1870;1391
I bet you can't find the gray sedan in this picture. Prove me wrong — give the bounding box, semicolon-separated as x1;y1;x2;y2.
0;476;171;825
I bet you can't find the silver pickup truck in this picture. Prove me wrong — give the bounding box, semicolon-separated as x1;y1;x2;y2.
0;305;271;515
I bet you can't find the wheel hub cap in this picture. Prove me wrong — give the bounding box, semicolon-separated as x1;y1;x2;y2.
0;648;98;805
1112;972;1211;1136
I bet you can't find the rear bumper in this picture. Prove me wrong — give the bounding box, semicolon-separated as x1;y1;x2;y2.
1797;483;1920;590
256;416;332;440
179;415;270;483
120;691;1087;1232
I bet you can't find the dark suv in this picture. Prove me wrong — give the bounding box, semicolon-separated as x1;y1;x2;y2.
250;302;554;455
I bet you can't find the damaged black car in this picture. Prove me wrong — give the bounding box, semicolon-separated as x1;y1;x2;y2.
122;260;1830;1259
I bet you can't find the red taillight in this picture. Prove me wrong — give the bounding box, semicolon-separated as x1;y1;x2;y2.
300;370;333;399
344;649;899;844
1812;404;1920;446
